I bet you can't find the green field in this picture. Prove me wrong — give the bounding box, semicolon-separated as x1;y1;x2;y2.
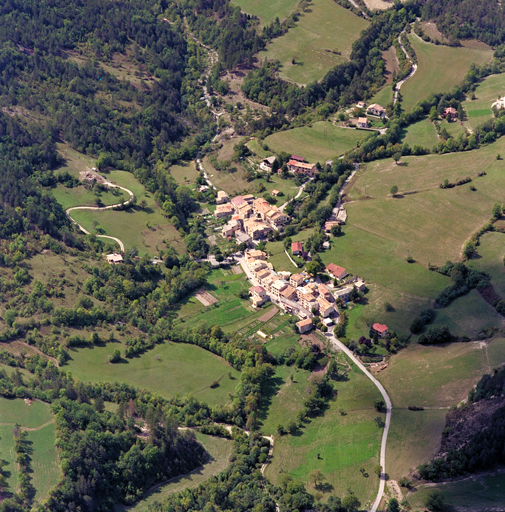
369;85;394;110
265;122;369;163
463;73;505;131
408;471;505;511
266;230;312;271
487;337;505;369
66;340;240;407
168;161;199;187
51;183;127;210
264;356;383;506
346;136;505;266
263;0;368;85
232;0;299;26
70;170;185;255
402;118;439;149
0;398;59;502
377;342;490;408
401;34;493;113
123;432;233;512
386;408;447;481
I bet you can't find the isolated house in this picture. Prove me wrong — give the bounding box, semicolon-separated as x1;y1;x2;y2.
443;107;457;121
271;189;280;196
372;322;389;338
326;263;348;280
107;253;123;265
367;104;386;118
357;117;369;129
260;156;277;172
291;241;303;256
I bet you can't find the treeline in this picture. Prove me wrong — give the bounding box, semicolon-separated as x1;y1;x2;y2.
418;368;505;481
422;0;505;46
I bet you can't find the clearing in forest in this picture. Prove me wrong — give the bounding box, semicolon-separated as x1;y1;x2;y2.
263;0;368;85
401;34;493;112
232;0;300;27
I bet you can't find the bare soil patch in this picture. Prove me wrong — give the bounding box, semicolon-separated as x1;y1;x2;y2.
232;265;243;274
194;289;218;306
382;46;400;84
258;307;279;322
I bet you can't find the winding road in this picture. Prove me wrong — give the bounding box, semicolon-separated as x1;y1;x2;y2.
327;328;392;512
66;180;134;252
393;30;418;106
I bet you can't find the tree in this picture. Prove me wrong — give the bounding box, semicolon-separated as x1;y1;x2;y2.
425;490;450;512
331;224;341;237
306;260;322;277
388;498;400;512
492;202;502;219
94;396;104;413
390;185;398;196
109;349;121;363
309;469;325;489
393;152;401;165
374;399;385;412
341;495;361;512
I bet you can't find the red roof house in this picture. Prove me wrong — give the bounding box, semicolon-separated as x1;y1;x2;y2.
443;107;457;120
290;155;306;162
326;263;348;280
372;323;389;337
291;241;303;256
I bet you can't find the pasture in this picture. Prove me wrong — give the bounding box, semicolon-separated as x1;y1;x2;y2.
401;34;493;112
0;398;59;503
123;432;233;512
51;184;126;210
462;73;505;132
169;161;199;186
469;232;505;298
264;355;383;506
386;408;447;481
377;341;491;408
402;118;439;149
265;121;369;163
232;0;300;27
263;0;368;85
408;472;505;511
70;170;186;255
369;85;394;109
66;340;240;407
346;136;505;266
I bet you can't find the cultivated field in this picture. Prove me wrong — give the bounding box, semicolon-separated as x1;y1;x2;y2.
462;73;505;132
233;0;300;27
265;121;369;163
402;118;439;149
382;46;400;85
377;341;492;408
263;0;368;85
66;340;240;407
123;432;233;512
401;34;493;112
0;398;59;503
70;170;186;255
264;356;383;506
408;472;505;511
386;408;447;481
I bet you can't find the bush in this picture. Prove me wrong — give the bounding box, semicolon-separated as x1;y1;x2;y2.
109;349;121;363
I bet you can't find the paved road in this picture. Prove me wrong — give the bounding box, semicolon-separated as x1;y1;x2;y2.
327;328;392;512
394;30;418;106
66;181;134;253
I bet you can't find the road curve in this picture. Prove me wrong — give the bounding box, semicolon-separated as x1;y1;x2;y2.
393;30;418;106
328;331;392;512
66;182;134;253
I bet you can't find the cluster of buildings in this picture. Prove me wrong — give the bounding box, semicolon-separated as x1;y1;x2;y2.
258;154;316;177
353;102;387;129
217;193;291;244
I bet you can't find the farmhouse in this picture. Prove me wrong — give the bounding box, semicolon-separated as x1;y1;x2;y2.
372;323;389;338
357;117;369;129
216;190;229;204
286;160;316;177
443;107;457;121
214;204;233;218
296;318;313;334
326;263;348;280
290;155;306;163
260;155;277;172
291;241;303;256
250;286;268;307
107;253;123;265
367;103;386;117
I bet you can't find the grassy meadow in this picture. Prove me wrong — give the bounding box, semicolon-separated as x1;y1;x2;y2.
265;122;369;163
70;170;185;255
51;184;127;210
123;432;233;512
463;73;505;132
263;0;368;85
402;118;439;149
408;472;505;511
369;84;394;109
66;340;240;406
232;0;300;26
264;356;383;506
401;34;493;112
0;398;59;502
169;161;199;186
